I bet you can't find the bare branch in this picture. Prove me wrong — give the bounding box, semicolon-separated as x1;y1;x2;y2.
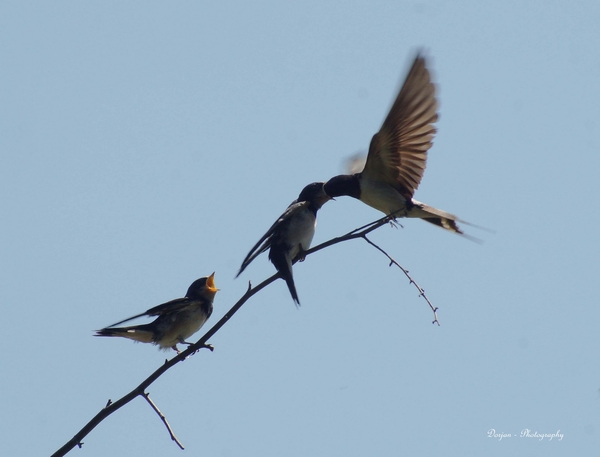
362;234;440;325
51;273;280;457
51;213;437;456
143;392;184;450
301;213;392;257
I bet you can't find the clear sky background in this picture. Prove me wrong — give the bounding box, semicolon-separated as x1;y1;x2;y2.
2;1;599;456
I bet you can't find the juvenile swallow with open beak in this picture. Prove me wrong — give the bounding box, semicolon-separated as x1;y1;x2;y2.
95;273;218;353
237;182;331;305
324;54;470;235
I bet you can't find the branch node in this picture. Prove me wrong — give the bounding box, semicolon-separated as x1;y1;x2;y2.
104;399;112;408
190;343;214;355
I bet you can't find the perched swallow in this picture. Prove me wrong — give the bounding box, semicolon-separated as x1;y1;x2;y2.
237;182;331;305
324;54;469;235
95;273;218;353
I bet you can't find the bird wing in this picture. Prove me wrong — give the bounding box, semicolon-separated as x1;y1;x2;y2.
105;297;192;327
362;54;438;199
237;200;307;276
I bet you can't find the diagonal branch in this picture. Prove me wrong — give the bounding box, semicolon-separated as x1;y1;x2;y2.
362;234;439;325
50;274;279;457
51;213;437;456
143;392;185;450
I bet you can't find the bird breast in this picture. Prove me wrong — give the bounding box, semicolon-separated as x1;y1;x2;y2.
359;176;409;216
155;306;209;349
285;208;316;259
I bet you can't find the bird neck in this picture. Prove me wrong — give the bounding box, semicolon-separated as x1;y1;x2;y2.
324;174;361;199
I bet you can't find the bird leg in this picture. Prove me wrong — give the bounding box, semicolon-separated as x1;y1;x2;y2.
386;218;403;229
294;245;307;263
384;208;407;227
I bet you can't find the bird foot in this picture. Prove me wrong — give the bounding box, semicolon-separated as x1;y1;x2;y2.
385;217;403;229
295;247;307;263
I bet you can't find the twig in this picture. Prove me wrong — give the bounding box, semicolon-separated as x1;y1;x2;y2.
362;234;440;325
303;213;438;323
302;213;392;256
51;213;435;456
143;392;185;450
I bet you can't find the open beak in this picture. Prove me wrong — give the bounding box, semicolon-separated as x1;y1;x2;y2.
206;272;219;292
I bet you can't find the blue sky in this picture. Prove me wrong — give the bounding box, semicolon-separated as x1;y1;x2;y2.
2;1;599;456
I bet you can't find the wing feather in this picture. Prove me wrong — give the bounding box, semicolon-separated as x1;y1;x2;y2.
362;54;438;198
105;297;192;327
237;201;308;276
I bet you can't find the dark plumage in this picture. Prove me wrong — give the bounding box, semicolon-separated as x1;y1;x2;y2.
95;274;218;353
237;182;331;305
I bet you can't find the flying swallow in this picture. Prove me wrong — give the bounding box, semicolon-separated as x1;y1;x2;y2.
324;54;470;235
95;273;218;353
237;182;331;305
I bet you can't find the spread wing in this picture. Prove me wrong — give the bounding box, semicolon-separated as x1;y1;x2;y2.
237;200;308;276
362;54;438;199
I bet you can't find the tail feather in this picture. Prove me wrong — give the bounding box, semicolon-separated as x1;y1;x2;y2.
282;271;300;306
422;215;463;234
408;200;461;231
95;326;155;344
269;249;300;305
409;200;483;242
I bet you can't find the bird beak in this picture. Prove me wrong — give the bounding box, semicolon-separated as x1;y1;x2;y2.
207;272;219;292
322;188;335;201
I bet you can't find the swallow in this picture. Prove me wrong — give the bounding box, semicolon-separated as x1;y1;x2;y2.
237;182;331;305
95;273;218;353
324;54;470;235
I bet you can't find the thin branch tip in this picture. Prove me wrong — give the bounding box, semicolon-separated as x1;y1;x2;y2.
143;392;185;450
360;233;439;326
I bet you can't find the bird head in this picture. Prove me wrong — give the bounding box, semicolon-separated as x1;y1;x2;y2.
187;273;219;300
297;182;331;209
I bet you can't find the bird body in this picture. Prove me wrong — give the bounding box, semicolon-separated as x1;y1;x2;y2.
267;202;316;304
95;274;218;352
237;182;330;305
324;54;467;236
270;202;317;260
358;173;411;217
328;172;464;233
